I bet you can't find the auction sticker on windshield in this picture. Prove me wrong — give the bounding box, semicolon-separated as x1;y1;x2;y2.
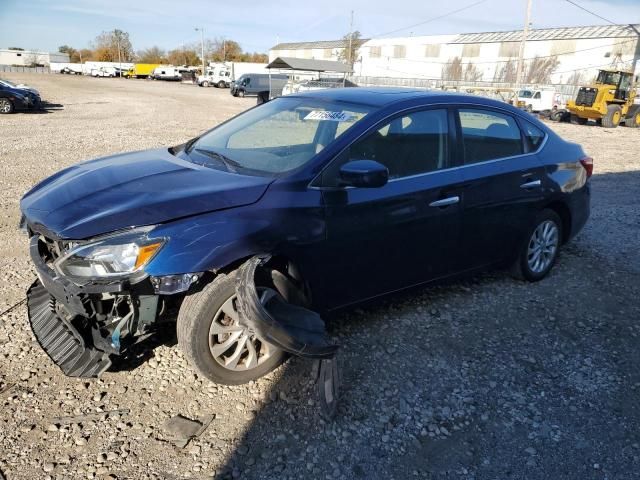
304;111;354;122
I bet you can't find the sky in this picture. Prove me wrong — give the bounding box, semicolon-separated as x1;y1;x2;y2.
1;0;639;54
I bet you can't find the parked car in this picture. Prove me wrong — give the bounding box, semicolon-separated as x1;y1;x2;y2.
282;77;357;96
60;66;83;75
0;78;41;113
20;88;591;384
230;73;288;98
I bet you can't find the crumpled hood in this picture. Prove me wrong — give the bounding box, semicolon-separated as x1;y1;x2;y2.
20;148;273;239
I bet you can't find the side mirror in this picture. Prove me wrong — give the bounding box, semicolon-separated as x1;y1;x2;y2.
339;160;388;188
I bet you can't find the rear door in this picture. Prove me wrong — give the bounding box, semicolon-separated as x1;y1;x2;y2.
317;107;465;308
454;107;547;269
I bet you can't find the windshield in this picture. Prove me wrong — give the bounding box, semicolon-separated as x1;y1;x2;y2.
518;90;533;98
187;97;373;175
597;71;621;86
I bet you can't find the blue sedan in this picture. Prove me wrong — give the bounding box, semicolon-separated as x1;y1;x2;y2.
20;88;591;384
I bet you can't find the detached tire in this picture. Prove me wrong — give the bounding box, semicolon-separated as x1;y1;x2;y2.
602;104;622;128
177;270;285;385
571;114;588;125
511;209;562;282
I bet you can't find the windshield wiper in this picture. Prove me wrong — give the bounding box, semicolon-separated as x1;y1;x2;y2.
194;148;243;173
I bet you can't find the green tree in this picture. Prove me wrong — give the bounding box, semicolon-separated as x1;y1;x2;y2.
58;45;81;63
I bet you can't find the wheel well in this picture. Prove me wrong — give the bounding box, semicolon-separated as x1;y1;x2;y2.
545;202;572;244
214;254;311;306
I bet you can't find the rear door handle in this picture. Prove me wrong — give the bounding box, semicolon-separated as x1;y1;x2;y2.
429;196;460;207
520;179;542;189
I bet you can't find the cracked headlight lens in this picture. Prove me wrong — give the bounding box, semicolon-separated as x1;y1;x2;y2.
54;227;164;279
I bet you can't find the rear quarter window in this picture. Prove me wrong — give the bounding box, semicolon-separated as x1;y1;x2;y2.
458;109;523;164
521;120;546;151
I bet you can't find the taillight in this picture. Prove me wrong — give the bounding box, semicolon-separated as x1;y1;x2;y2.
579;156;593;178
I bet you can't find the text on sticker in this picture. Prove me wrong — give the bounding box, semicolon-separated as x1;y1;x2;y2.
304;111;354;122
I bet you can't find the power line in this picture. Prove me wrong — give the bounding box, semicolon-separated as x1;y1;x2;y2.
373;0;489;38
563;0;618;26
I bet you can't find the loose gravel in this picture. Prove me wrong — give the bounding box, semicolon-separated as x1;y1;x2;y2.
1;74;639;480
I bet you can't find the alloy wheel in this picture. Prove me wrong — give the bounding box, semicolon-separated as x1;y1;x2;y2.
208;288;276;371
527;220;559;273
0;99;12;113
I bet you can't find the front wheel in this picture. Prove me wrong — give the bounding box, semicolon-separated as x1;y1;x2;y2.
602;104;621;128
177;271;285;385
201;81;209;87
0;98;14;114
511;209;562;282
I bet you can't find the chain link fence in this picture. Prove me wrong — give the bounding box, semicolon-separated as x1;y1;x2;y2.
0;65;51;74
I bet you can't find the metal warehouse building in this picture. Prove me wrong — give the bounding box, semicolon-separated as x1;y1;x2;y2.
0;48;69;66
270;24;640;85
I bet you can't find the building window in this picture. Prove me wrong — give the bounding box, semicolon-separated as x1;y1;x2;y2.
461;44;480;57
393;45;406;58
498;42;519;57
323;48;333;59
369;46;381;58
424;44;441;57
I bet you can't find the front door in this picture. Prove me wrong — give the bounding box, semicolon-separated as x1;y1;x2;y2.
316;108;464;308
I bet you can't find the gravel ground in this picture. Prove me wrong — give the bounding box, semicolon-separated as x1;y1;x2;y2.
1;74;639;480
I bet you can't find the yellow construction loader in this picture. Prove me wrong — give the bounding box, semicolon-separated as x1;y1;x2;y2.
567;68;640;128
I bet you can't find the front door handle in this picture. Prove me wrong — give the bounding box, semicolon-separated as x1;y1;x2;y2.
429;196;460;208
520;179;542;189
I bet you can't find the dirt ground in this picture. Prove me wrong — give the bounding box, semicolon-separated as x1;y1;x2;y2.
1;73;639;480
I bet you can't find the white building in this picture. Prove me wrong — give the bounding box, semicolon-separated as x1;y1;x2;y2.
0;48;69;66
270;24;640;86
269;38;368;63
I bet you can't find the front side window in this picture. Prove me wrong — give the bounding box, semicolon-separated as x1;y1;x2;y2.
346;109;449;180
458;109;522;164
188;97;372;175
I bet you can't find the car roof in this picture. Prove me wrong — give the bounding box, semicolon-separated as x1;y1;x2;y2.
288;86;523;112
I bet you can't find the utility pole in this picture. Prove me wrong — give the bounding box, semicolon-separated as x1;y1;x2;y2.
223;39;226;62
347;10;354;66
116;35;122;78
630;24;640;78
515;0;532;91
195;27;205;73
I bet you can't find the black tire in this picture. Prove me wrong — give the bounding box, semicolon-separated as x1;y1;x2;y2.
549;110;561;122
0;98;14;114
602;104;621;128
177;270;285;385
217;81;226;88
571;114;588;125
511;209;563;282
201;81;209;87
623;108;640;128
238;90;245;98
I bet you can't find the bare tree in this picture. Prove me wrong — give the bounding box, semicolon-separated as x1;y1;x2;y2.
442;57;482;82
137;46;167;64
493;58;517;83
337;31;363;67
92;29;134;62
523;56;559;84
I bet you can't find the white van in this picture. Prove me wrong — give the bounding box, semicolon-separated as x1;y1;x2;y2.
198;67;231;88
517;89;563;113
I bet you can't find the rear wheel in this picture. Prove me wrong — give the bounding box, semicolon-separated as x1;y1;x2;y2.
177;270;285;385
201;81;209;87
602;104;621;128
0;98;14;114
217;81;226;88
511;209;562;282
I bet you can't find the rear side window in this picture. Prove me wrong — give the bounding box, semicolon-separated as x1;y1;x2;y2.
458;109;523;164
521;120;546;150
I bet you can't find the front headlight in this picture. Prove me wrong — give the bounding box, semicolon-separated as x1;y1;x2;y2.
54;227;165;280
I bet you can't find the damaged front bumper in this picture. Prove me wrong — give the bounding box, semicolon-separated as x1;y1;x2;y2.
27;235;161;377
